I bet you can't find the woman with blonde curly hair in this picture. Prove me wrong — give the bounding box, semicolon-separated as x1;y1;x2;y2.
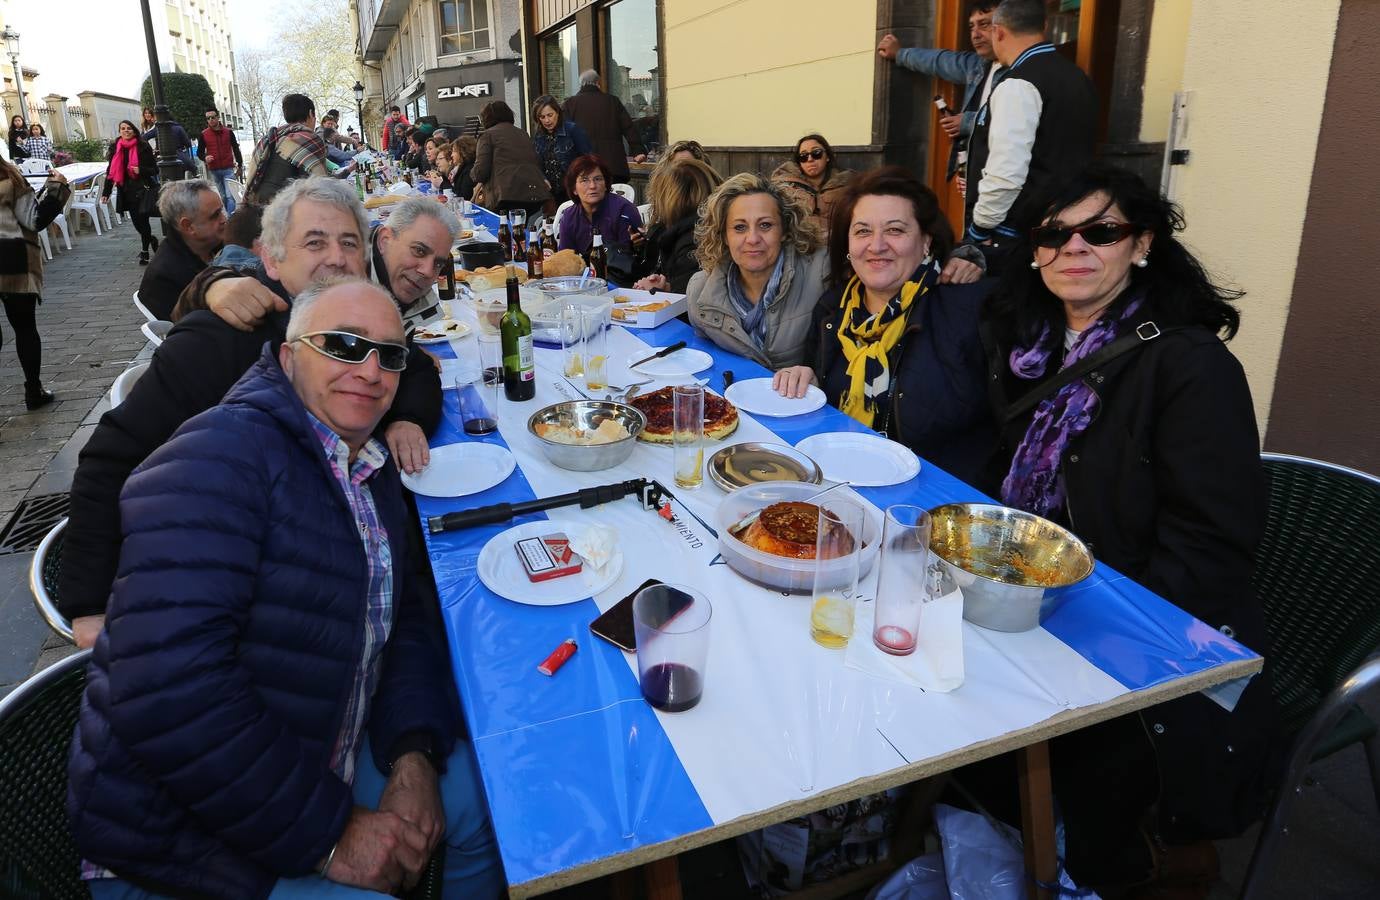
686;173;826;368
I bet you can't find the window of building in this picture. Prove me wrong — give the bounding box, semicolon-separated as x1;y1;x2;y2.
603;0;659;145
400;22;414;78
541;23;579;100
412;6;425;74
439;0;490;55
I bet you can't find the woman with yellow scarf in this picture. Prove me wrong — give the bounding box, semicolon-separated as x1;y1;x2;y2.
772;168;995;483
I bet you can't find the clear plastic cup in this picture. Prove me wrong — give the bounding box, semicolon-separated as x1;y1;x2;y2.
810;498;865;648
582;306;610;391
634;583;711;713
559;304;584;378
872;505;933;656
672;385;704;490
458;335;502;435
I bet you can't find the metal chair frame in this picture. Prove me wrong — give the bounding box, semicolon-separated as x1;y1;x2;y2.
28;518;73;643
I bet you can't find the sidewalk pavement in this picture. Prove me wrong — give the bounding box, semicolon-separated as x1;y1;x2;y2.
0;225;1375;899
0;224;148;693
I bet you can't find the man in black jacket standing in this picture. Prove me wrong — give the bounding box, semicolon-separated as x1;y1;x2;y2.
61;177;445;648
962;0;1097;272
138;179;225;320
562;70;647;184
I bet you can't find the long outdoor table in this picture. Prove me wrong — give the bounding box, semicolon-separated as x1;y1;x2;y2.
414;315;1261;898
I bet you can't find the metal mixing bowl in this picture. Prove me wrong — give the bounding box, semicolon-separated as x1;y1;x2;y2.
928;502;1094;632
527;400;646;471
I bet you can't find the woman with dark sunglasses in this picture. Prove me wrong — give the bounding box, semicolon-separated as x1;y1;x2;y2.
976;164;1277;893
770;133;854;234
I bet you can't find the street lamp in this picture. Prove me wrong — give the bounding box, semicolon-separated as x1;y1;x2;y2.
353;80;365;148
1;27;27;124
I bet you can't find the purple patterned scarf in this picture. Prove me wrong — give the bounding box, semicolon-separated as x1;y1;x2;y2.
1000;296;1144;518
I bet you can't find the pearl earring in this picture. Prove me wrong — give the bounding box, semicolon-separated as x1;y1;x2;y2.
1136;256;1149;268
1030;260;1040;270
845;253;852;261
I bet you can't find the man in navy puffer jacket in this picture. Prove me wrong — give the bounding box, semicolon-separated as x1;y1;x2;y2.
67;279;503;899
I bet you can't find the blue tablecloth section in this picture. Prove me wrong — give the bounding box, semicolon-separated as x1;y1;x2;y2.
416;316;1259;887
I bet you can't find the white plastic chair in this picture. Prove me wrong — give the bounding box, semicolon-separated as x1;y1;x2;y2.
132;291;159;324
109;186;127;226
48;213;72;251
141;320;173;347
37;229;52;260
68;175;105;235
110;362;150;407
553;200;574;242
226;179;245;204
19;157;52;176
637;203;652;223
611;182;635;202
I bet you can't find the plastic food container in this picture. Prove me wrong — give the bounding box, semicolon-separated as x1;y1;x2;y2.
714;482;883;594
463;286;549;336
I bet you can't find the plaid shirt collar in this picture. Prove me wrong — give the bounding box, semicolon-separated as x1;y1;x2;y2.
305;412;388;483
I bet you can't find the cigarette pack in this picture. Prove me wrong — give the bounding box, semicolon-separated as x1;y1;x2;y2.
515;532;584;582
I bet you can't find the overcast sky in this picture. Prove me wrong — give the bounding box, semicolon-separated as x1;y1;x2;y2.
5;0;278;105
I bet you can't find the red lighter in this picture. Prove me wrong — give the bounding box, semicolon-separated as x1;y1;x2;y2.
538;638;578;676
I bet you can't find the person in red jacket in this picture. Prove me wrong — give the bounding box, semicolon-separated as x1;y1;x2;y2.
198;106;244;213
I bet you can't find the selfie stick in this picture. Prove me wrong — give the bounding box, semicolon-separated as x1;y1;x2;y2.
426;478;662;534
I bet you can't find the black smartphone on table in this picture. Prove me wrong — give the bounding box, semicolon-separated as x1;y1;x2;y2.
589;578;693;652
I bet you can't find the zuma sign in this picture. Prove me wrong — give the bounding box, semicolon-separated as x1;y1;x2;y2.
436;82;492;101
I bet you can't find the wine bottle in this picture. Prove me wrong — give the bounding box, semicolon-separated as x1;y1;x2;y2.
500;266;535;401
588;229;607;281
526;229;544;278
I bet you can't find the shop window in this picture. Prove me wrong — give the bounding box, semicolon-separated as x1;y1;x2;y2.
603;0;660;149
542;24;580;100
439;0;491;55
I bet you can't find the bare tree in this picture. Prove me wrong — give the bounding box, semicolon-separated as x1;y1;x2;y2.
273;0;358;121
237;47;283;144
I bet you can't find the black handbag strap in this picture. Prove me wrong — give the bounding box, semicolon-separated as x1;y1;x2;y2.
1001;321;1181;423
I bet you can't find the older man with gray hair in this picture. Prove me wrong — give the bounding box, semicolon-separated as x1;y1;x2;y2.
138;178;226;320
62;178;444;647
562;68;647;183
68;277;503;899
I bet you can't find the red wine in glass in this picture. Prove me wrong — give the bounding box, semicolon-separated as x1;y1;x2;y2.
463;417;497;435
873;625;916;656
640;663;702;712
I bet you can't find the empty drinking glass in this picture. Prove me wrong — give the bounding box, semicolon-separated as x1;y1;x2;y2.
872;505;933;656
672;385;704;490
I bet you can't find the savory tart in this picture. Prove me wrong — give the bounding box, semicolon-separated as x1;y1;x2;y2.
628;386;739;444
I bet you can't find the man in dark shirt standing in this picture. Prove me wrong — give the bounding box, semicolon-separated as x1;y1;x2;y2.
962;0;1097;272
562;70;647;184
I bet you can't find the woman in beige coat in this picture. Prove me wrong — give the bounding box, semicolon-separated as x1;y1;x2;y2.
0;158;70;408
685;173;827;370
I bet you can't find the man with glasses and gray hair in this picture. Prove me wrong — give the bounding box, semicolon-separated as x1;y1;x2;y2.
61;178;444;648
68;277;503;899
138;178;226;320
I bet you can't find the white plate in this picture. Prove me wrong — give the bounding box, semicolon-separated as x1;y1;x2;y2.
626;346;713;378
477;521;625;606
793;433;921;487
401;442;515;497
724;378;827;417
413;320;471;344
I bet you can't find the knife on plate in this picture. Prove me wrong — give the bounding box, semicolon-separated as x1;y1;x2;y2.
629;340;687;370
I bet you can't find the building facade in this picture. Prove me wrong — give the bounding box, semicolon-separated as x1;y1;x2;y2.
355;0;526;138
160;0;242;130
455;0;1378;472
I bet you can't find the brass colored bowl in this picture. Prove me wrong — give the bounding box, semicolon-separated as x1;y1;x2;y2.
928;502;1094;632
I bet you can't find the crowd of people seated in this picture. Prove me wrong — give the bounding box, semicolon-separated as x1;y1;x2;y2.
24;1;1284;897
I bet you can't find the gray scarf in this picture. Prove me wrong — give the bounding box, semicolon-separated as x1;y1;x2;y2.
726;249;789;351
